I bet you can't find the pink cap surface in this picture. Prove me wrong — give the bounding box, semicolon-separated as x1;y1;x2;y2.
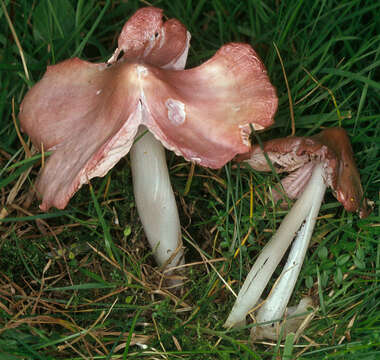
244;128;371;218
19;7;277;210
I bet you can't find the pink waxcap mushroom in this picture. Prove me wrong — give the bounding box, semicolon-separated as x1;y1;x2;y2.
243;128;371;218
19;7;277;211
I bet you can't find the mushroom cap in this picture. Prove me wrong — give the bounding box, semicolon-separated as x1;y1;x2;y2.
108;7;189;69
244;128;371;218
19;7;278;210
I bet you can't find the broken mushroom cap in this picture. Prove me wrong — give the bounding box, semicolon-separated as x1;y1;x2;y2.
19;6;278;211
244;127;371;218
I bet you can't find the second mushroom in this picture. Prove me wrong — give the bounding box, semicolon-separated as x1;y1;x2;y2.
225;128;371;339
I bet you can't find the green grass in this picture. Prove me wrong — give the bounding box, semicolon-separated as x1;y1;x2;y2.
0;0;379;358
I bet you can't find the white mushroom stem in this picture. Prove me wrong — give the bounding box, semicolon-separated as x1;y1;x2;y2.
130;126;183;271
127;33;190;277
251;296;314;341
224;163;326;328
253;167;326;336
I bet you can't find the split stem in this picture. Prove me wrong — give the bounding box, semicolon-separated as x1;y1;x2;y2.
224;163;326;328
254;163;326;331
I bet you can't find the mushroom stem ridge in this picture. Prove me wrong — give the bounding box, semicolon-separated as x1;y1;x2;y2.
224;162;326;328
